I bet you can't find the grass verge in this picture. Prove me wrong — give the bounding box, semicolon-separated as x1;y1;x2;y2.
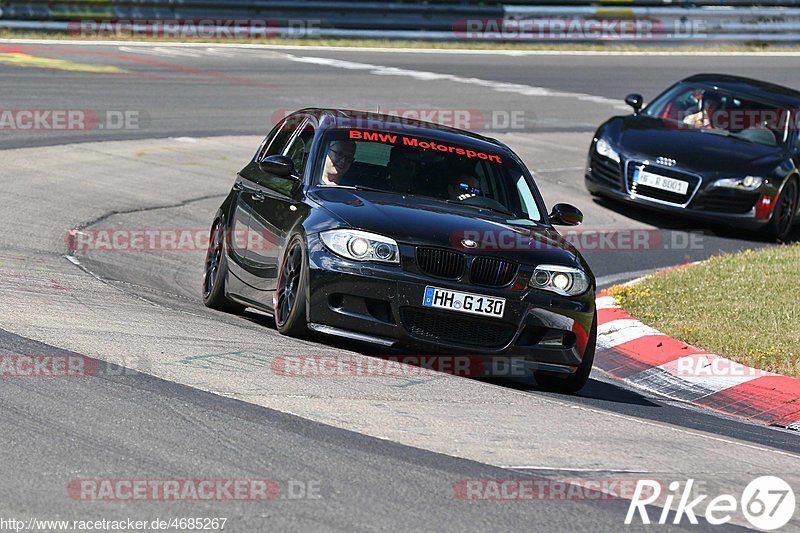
1;30;799;53
609;245;800;378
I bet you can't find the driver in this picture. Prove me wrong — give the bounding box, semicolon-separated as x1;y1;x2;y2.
447;174;481;202
682;91;723;129
321;140;356;185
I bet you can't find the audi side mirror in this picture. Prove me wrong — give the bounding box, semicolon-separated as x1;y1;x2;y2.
625;93;644;114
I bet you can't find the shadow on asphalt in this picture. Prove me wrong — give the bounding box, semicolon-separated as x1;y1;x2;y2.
482;375;660;407
254;324;661;408
591;196;800;243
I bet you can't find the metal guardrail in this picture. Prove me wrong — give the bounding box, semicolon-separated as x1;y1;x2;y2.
1;1;799;43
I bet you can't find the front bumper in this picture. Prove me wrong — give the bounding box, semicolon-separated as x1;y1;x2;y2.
585;156;770;230
306;235;596;375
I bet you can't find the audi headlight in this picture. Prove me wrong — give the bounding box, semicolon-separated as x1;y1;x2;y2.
530;265;590;297
595;138;620;164
711;176;764;191
320;229;399;263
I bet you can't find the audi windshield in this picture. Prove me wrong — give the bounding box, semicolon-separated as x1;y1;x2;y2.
643;83;792;147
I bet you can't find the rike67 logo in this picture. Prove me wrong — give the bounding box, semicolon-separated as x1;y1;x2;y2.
626;476;796;530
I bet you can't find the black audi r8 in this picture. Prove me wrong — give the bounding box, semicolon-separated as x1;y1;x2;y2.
585;74;800;241
202;109;597;392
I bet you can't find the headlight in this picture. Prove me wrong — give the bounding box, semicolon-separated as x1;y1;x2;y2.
529;264;590;297
711;176;764;191
595;138;620;164
320;229;399;263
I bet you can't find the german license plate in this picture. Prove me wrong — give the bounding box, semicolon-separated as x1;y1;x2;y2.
634;168;689;195
422;286;505;319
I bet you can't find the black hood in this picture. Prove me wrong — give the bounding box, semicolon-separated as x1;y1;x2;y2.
309;188;584;269
604;115;784;177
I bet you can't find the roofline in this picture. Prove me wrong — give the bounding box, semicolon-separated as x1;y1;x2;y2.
680;73;800;104
291;107;506;149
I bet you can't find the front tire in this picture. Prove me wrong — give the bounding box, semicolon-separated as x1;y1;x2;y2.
202;218;245;314
766;178;798;242
534;314;597;394
274;234;309;337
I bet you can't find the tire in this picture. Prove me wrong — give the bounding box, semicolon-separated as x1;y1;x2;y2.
765;178;798;242
274;234;309;337
202;218;246;314
534;314;597;394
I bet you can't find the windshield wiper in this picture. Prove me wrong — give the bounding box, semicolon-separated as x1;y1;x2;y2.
480;205;517;218
342;185;391;193
443;199;516;218
699;128;731;137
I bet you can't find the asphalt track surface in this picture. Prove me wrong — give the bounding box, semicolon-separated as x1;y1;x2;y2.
0;41;798;531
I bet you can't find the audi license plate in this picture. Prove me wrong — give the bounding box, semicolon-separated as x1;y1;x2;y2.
422;286;505;319
634;168;689;195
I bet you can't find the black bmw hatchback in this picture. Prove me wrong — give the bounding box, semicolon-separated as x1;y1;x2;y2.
586;74;800;240
204;109;596;392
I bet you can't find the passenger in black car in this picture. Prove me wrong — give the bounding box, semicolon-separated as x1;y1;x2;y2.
448;174;482;202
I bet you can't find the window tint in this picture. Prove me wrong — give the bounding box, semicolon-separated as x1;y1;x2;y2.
255;121;282;161
352;142;392;165
284;121;315;175
260;118;299;160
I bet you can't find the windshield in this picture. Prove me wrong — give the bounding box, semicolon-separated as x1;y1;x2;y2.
643;83;791;147
315;129;543;222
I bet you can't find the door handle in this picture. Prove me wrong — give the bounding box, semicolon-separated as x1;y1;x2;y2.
252;191;266;202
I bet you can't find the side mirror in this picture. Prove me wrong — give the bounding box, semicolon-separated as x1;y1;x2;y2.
549;203;583;226
259;155;300;180
625;93;644;114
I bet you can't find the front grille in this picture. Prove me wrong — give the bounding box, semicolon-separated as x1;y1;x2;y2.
400;307;516;349
692;189;759;214
416;247;465;279
470;256;518;287
590;153;623;188
626;161;700;206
